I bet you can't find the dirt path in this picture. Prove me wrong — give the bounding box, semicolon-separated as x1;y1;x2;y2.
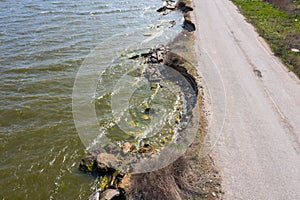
193;0;300;199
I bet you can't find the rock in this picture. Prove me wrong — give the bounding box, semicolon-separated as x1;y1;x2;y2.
177;1;186;9
110;170;125;188
291;48;299;53
88;189;101;200
79;155;97;173
128;54;139;60
157;0;176;15
144;102;150;109
157;45;167;52
99;175;110;191
117;174;131;189
157;6;172;15
177;2;193;13
122;142;134;154
141;114;150;120
157;6;166;13
212;192;217;197
137;143;154;154
100;189;119;200
100;189;125;200
102;189;119;200
143;33;153;36
156;51;164;62
146;46;168;64
141;52;151;58
166;3;176;10
169;20;176;28
96;153;117;174
89;188;125;200
144;108;150;114
150;83;159;90
182;6;193;13
182;19;196;32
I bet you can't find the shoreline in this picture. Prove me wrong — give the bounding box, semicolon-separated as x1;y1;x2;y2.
81;1;223;199
121;10;224;199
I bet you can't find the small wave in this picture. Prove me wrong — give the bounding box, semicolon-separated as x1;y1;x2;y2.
24;5;41;11
39;10;74;15
76;8;141;16
40;11;53;14
89;11;102;15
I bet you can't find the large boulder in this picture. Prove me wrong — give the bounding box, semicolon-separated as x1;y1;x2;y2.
100;189;125;200
88;189;125;200
96;153;118;174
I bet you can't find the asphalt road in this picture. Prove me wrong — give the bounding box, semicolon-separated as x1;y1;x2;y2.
192;0;300;199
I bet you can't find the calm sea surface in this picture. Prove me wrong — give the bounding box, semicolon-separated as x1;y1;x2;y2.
0;0;183;199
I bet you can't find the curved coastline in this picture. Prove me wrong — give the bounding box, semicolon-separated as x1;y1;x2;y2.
80;1;222;199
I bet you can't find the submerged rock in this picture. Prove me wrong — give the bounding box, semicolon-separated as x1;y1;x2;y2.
157;6;167;13
144;108;151;114
122;142;134;154
79;155;97;173
145;46;168;64
141;114;150;120
98;170;125;192
169;20;176;28
137;143;155;154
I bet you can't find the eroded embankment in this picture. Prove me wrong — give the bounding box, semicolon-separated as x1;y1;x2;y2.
123;2;223;199
80;1;223;199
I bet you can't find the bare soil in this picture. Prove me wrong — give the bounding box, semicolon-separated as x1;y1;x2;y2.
124;108;223;200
